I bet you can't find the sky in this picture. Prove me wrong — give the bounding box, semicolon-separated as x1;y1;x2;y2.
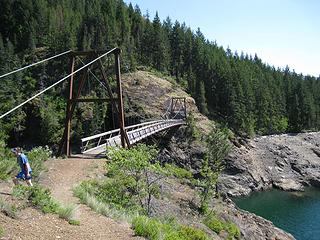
124;0;320;77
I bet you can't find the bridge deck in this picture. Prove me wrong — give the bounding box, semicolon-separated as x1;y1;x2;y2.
81;119;185;157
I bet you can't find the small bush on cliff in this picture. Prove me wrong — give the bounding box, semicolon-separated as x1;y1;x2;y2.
163;163;193;182
106;144;163;215
203;213;224;233
0;226;4;238
199;126;231;213
186;113;201;141
204;212;240;239
132;215;210;240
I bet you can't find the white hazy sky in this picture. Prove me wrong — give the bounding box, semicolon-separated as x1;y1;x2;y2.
124;0;320;77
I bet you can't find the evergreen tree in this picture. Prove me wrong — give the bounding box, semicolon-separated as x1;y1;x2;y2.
151;12;169;71
1;0;320;147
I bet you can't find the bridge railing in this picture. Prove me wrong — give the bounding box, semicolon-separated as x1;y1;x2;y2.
81;120;164;153
81;119;185;154
127;119;184;145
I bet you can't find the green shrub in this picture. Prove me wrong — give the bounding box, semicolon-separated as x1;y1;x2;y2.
106;144;163;215
204;213;224;233
28;185;59;213
75;145;166;217
204;213;240;239
0;197;17;219
0;141;17;180
12;185;58;214
0;226;4;237
68;219;80;225
132;215;161;240
27;146;51;180
225;222;241;239
57;204;77;222
12;185;30;199
132;216;210;240
164;164;193;181
179;226;209;240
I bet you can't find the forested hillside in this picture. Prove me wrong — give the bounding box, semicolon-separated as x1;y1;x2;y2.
1;0;320;149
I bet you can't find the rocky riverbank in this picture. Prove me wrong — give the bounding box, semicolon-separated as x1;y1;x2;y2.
219;132;320;197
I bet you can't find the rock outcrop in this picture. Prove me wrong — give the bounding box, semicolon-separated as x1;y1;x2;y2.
123;71;299;239
219;132;320;197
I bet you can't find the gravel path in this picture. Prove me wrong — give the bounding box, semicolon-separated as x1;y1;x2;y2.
0;158;141;240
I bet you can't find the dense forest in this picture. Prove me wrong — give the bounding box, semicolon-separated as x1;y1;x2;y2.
1;0;320;150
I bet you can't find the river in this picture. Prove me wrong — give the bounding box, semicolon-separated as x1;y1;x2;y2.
233;188;320;240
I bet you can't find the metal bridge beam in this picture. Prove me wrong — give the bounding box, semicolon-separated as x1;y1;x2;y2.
114;49;130;148
59;48;130;156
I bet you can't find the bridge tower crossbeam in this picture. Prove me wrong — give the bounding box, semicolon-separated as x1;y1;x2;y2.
58;48;130;156
169;97;187;120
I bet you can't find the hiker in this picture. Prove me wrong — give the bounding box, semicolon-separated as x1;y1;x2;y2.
12;147;33;186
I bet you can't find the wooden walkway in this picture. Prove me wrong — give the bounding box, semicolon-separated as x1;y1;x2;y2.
81;119;185;156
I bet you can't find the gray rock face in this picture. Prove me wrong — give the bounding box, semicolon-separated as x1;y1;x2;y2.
158;126;206;172
219;132;320;197
160;129;298;239
123;71;299;239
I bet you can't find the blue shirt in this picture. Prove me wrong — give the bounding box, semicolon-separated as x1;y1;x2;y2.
17;153;32;173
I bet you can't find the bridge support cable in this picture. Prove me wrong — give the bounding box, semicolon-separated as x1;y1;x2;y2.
76;56;119;130
97;59;120;114
0;50;71;79
76;57;112;99
0;48;117;120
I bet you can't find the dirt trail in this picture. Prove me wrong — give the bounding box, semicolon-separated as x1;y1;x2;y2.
0;158;140;240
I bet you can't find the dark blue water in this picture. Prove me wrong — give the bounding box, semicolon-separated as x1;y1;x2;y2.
233;188;320;240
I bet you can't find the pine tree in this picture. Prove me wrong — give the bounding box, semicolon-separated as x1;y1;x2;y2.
151;12;169;71
170;21;184;82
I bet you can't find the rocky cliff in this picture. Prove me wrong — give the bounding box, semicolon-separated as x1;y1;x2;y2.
219;132;320;197
123;71;296;240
